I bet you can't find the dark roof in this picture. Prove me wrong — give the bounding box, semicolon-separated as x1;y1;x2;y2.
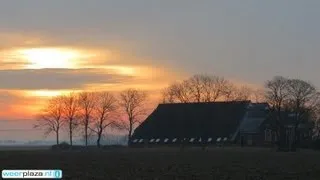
132;101;251;140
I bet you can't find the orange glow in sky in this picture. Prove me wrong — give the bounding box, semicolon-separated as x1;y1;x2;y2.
0;45;183;120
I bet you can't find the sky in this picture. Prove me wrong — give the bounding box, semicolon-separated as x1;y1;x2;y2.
1;0;320;141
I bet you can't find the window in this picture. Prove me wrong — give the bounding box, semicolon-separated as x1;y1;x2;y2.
216;137;221;142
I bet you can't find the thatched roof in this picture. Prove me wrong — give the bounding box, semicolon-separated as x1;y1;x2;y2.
132;101;251;140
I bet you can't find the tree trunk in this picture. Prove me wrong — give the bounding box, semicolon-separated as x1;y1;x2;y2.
56;130;59;145
128;119;133;145
85;123;88;146
69;120;73;146
97;131;102;148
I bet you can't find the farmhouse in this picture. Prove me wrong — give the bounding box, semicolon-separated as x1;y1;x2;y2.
131;101;265;146
131;101;313;148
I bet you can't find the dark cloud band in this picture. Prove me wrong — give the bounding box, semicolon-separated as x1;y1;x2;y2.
0;68;133;90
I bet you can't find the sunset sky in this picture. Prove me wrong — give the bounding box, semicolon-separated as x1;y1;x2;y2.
1;1;320;141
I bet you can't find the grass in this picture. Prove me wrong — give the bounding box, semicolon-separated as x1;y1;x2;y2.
1;147;320;179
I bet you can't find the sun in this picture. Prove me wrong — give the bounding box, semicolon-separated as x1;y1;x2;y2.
25;90;78;97
17;48;80;69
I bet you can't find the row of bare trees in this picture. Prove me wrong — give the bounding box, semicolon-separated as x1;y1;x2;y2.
161;74;264;103
34;89;148;147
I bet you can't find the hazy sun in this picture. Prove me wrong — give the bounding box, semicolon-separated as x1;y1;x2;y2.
17;48;81;69
25;90;77;97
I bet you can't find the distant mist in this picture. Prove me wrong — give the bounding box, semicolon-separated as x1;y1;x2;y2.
0;134;127;146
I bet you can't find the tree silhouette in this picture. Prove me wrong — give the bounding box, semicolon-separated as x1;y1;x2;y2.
90;92;117;148
78;91;96;146
61;92;80;146
34;96;65;145
119;89;148;144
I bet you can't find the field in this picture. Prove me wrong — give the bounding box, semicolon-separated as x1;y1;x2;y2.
1;147;320;180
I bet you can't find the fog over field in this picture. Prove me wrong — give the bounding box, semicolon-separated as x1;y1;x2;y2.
0;137;127;146
0;119;127;146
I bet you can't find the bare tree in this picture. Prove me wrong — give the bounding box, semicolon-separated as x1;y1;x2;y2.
265;76;289;148
90;92;117;148
264;76;320;150
162;74;229;103
285;79;319;150
201;75;229;102
251;89;266;103
119;89;148;144
78;91;96;146
163;81;192;103
187;74;204;102
265;76;289;114
161;88;175;103
34;96;65;145
224;84;252;101
286;79;318;116
61;92;79;146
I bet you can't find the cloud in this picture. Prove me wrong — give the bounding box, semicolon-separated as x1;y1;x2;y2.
0;68;133;90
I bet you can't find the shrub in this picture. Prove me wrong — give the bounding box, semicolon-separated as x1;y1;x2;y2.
102;145;126;149
51;142;71;150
